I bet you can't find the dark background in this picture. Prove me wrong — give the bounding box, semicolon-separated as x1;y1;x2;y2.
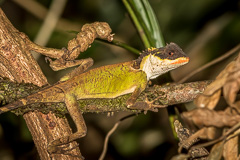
0;0;239;159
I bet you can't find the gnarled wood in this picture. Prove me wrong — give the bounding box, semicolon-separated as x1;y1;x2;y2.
0;8;82;159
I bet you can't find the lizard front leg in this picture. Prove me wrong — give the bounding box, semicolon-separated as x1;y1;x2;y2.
126;87;142;107
126;79;161;112
126;81;148;107
48;94;87;154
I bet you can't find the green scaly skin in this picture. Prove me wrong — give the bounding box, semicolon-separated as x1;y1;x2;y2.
0;42;189;153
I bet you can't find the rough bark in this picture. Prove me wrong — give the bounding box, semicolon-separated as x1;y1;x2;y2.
0;8;82;159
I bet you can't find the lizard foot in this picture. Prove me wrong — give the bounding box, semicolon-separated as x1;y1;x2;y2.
128;96;167;113
48;143;81;157
48;131;86;156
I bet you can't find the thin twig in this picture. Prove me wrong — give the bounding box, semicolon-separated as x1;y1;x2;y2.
96;39;141;55
99;114;136;160
178;43;240;83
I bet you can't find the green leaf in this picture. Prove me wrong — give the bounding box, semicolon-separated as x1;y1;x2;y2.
123;0;165;48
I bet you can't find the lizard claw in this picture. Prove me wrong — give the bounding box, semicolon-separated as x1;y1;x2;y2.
48;141;82;157
127;96;166;112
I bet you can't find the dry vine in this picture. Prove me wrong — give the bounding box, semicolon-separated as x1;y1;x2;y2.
0;7;113;159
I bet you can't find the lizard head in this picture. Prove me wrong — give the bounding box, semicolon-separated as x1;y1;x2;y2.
135;43;189;80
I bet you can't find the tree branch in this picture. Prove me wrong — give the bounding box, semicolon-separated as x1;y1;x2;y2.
0;78;211;116
0;8;114;159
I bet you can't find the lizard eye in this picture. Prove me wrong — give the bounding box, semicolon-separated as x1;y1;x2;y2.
168;52;174;56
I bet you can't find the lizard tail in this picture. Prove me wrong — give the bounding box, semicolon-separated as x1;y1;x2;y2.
0;99;25;114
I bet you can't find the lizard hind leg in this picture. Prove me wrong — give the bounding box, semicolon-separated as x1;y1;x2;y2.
47;94;87;155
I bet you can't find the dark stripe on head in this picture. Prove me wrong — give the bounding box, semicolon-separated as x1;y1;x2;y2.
155;43;187;60
132;43;188;69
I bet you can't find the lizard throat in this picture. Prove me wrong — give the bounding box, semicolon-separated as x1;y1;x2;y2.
140;55;189;80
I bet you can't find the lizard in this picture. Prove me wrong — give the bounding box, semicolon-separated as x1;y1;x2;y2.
0;42;189;153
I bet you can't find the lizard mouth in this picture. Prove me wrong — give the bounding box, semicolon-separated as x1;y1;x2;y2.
170;57;189;65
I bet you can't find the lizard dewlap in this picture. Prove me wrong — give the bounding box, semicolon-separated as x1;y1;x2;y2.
0;42;189;153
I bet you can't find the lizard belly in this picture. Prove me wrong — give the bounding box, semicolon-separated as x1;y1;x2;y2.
106;85;136;98
76;86;136;99
118;86;136;96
